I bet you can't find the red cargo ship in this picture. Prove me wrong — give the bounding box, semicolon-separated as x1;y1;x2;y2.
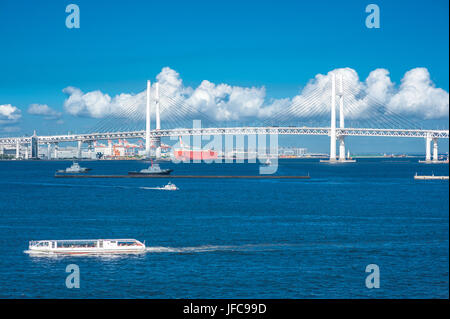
173;137;218;161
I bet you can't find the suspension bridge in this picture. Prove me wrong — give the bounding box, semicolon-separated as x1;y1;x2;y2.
1;73;448;163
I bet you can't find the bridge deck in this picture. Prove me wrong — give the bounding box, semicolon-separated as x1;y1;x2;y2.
1;126;449;145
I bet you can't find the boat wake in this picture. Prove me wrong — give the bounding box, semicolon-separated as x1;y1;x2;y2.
145;243;291;253
24;243;293;257
140;182;178;191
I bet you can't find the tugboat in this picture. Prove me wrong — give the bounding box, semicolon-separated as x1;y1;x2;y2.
128;160;173;176
56;162;92;173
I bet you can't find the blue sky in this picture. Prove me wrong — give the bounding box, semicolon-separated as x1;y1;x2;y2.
0;0;448;153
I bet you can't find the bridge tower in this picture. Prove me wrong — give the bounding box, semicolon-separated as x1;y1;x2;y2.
145;80;162;159
321;73;355;163
145;80;151;158
329;73;337;162
154;82;162;159
338;74;345;161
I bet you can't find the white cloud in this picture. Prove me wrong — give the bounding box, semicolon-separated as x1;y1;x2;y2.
28;103;62;119
387;68;449;119
186;80;267;120
287;67;448;121
63;86;146;118
62;66;449;122
0;104;22;124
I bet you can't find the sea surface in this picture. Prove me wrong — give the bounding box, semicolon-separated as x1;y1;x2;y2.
0;158;448;298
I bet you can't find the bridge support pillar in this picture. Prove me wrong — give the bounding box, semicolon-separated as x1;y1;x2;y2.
54;143;59;159
15;140;20;159
77;140;82;159
419;134;447;163
47;143;52;160
425;134;432;162
339;136;345;161
432;138;438;162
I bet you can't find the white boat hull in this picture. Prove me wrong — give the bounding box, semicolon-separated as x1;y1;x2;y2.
26;239;146;255
26;248;146;255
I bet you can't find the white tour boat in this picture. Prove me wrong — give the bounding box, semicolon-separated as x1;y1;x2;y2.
25;239;146;255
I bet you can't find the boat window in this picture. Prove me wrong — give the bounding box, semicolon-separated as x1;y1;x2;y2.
56;241;97;248
118;241;136;246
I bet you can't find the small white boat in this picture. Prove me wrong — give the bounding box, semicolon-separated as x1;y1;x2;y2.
161;182;178;190
57;162;92;174
263;158;272;166
25;239;146;255
141;182;178;191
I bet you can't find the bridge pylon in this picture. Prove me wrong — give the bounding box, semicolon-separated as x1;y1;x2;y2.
145;80;162;159
321;73;355;163
338;73;345;161
145;80;151;158
338;74;355;163
154;82;161;159
330;72;337;161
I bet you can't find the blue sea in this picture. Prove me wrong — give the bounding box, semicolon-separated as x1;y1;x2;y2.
0;159;448;298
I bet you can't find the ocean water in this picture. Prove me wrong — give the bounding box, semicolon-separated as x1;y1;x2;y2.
0;159;448;298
